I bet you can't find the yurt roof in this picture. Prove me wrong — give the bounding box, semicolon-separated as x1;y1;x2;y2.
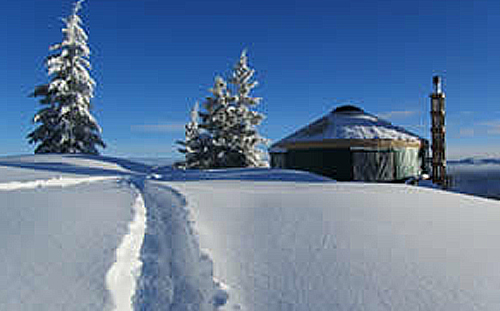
271;106;427;151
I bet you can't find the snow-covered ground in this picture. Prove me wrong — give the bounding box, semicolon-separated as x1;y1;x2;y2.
0;177;135;310
2;154;500;310
167;180;500;310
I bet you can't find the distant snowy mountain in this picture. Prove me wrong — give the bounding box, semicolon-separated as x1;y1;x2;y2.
447;158;500;200
448;157;500;165
2;154;500;310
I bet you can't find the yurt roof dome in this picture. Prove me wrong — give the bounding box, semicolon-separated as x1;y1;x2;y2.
272;105;426;149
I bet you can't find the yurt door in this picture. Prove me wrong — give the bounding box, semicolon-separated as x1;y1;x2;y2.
352;150;395;181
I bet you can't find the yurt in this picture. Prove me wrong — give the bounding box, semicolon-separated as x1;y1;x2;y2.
270;105;429;182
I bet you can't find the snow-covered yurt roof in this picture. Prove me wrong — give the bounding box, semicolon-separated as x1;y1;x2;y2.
271;105;427;151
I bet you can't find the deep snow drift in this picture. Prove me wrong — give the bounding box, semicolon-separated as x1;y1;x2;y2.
2;154;500;310
0;178;136;310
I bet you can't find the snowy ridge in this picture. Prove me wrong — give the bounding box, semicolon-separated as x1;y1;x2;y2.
0;175;117;191
105;182;147;311
448;157;500;165
153;166;332;182
133;181;229;310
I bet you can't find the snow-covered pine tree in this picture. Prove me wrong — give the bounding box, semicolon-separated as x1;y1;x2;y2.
176;102;214;169
27;0;105;154
227;50;269;167
197;76;237;168
180;51;268;169
193;51;269;169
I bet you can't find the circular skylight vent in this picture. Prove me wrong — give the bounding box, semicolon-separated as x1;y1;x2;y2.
333;105;364;114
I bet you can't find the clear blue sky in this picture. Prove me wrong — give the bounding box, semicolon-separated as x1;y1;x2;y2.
1;0;499;159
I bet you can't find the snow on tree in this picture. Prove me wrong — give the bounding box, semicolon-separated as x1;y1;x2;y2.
176;102;214;169
227;50;269;167
197;76;237;168
27;0;105;154
177;50;268;169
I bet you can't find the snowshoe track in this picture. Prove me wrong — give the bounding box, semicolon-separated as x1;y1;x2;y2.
133;180;229;311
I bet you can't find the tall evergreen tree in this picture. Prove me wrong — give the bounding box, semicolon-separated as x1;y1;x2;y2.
198;76;237;168
228;50;269;167
28;0;105;154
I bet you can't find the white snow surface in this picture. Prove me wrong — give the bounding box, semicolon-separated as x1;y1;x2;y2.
2;154;500;310
0;178;136;310
106;185;146;311
0;155;228;310
273;109;423;148
167;181;500;310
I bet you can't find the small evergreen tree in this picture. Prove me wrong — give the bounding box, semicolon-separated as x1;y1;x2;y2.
176;102;214;169
28;0;105;154
179;51;269;169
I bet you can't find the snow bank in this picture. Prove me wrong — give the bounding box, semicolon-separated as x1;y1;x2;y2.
0;175;117;191
153;166;332;182
0;154;151;181
106;183;147;311
0;179;136;310
167;180;500;310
